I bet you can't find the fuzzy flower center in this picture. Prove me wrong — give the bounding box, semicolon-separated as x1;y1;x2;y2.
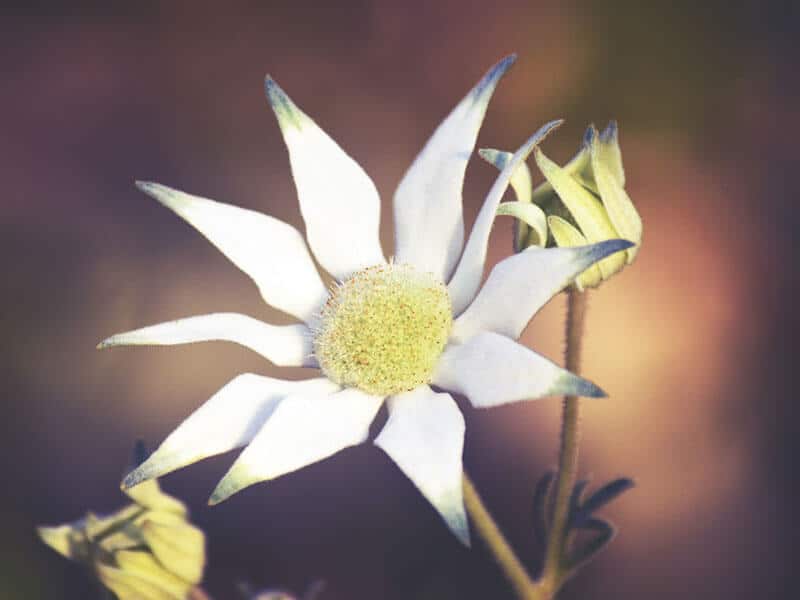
313;263;452;396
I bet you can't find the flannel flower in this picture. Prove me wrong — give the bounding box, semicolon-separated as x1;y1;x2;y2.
38;476;205;599
483;122;642;289
100;55;632;545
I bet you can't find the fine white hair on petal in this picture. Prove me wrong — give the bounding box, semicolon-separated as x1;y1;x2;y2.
135;182;328;324
447;120;563;315
122;375;340;489
265;77;385;281
209;387;384;504
98;313;318;368
393;55;517;282
375;386;470;545
432;332;605;408
451;240;633;343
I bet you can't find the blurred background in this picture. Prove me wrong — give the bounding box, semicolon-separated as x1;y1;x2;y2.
2;0;798;598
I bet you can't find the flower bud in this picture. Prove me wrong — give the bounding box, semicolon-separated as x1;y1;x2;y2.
38;477;205;599
485;122;642;290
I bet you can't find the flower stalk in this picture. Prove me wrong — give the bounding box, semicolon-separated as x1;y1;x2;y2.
462;288;591;600
532;287;588;598
462;473;537;598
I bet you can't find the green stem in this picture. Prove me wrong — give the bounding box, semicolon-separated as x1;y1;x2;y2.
463;473;537;599
532;287;588;599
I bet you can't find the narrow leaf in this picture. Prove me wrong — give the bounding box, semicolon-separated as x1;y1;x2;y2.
564;518;616;572
580;477;634;517
532;470;556;543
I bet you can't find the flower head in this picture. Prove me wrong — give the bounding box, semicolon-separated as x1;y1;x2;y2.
38;447;205;599
99;56;632;545
484;122;642;290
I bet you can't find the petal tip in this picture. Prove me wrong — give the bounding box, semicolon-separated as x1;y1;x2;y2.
580;238;634;265
208;480;235;506
134;180;157;195
583;123;598;147
601;120;619;143
470;54;517;105
121;464;153;490
264;76;304;130
454;522;471;547
578;378;607;398
135;180;177;208
552;373;607;399
527;120;564;156
477;147;509;169
209;463;257;505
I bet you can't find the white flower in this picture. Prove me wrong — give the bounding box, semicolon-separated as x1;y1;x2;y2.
100;55;631;545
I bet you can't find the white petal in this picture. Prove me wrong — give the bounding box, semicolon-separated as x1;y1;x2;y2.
432;332;605;407
451;240;632;342
209;387;383;504
375;386;469;545
447;121;562;315
122;375;339;488
135;182;328;324
265;78;385;280
393;56;516;281
98;313;316;368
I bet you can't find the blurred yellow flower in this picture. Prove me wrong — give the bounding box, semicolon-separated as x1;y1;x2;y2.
485;122;642;290
38;472;205;600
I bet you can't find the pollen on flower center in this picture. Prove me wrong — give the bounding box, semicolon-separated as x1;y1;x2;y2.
313;263;452;396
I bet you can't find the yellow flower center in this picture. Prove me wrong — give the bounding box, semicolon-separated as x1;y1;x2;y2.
314;263;452;396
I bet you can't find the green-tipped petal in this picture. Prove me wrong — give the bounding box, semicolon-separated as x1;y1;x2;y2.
547;216;603;290
433;332;605;407
590;132;641;263
135;182;327;324
448;120;562;314
210;388;382;505
98;313;316;369
265;77;385;280
394;55;516;281
533;147;625;278
123;375;339;489
375;386;469;545
451;239;631;341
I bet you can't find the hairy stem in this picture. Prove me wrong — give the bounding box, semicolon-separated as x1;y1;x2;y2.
463;473;537;599
533;288;588;599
